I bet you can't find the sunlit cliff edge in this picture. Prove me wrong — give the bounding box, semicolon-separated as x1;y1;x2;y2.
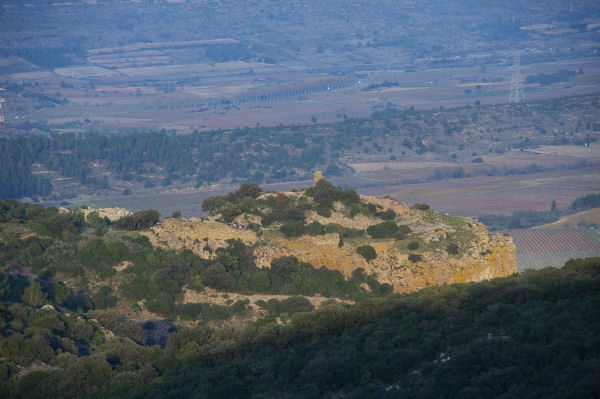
143;183;516;293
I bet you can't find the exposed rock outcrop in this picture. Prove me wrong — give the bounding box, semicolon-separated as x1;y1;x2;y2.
80;207;131;222
142;217;257;256
145;193;516;293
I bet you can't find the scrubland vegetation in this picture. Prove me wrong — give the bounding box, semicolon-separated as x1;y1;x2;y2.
1;207;598;397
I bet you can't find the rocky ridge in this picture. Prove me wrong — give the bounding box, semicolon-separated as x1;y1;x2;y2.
145;189;516;293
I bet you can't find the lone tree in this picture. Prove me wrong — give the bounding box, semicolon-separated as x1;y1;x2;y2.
356;245;377;262
312;179;341;208
233;183;263;200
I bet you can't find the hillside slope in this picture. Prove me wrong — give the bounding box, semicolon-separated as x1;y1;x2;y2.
145;178;516;292
2;257;598;398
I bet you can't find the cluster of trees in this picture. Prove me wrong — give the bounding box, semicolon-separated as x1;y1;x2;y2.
201;182;264;221
1;45;84;69
118;242;391;320
525;70;577;86
571;193;600;211
478;209;561;231
0;127;339;199
0;138;53;199
362;81;400;91
131;257;600;398
3;94;598;200
3;256;597;398
366;220;411;239
202;181;407;244
426;162;581;182
255;296;315;320
303;178;361;216
202;180;365;233
1;200;391;321
114;209;161;230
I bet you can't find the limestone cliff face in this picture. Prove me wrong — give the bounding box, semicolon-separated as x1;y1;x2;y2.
145;197;516;293
252;224;515;293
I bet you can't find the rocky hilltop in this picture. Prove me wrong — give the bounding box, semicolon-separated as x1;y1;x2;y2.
145;177;516;293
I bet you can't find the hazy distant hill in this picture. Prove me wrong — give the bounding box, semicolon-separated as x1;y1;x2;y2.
2;0;599;70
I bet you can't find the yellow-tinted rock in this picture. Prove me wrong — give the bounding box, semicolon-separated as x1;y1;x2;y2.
313;171;323;185
144;197;516;293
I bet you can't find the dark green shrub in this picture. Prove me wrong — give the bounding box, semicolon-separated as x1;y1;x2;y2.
341;189;360;205
92;286;117;309
367;203;377;214
407;240;419;250
311;179;342;208
115;209;160;230
231;299;250;314
324;223;343;234
284;207;305;221
367;221;398;238
356;245;377;261
376;208;396;220
446;243;459;255
261;213;275;227
248;222;261;233
343;228;364;238
316;205;331;218
280;221;305;237
283;296;314;315
395;225;412;240
408;253;422;262
306;221;325;235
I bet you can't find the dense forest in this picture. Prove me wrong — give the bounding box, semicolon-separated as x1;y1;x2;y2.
0;138;53;199
0;126;340;199
2;94;598;200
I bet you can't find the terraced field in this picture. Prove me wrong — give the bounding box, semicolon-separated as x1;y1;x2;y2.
510;228;600;271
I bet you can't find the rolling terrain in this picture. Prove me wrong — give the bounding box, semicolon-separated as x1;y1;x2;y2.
1;0;599;132
1;94;598;218
1;1;600;397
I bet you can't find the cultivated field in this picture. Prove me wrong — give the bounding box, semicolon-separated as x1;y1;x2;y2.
2;52;599;132
510;228;600;271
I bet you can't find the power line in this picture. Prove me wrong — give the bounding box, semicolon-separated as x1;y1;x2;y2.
509;51;525;104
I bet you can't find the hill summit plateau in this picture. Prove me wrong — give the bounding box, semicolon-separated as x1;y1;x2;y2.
146;175;516;292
